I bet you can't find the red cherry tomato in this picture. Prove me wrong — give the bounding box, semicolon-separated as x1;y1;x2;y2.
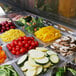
15;47;20;51
24;43;29;48
15;46;20;48
18;37;23;41
12;47;16;51
20;48;26;54
11;50;16;55
10;42;15;47
30;37;34;40
22;41;28;44
13;40;18;45
8;46;12;51
29;46;33;50
35;41;39;46
28;40;32;45
27;37;31;40
16;51;20;55
18;41;23;47
23;36;27;41
7;44;11;48
31;41;35;47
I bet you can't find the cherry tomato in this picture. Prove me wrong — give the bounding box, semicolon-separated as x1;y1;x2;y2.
13;40;18;45
29;46;33;50
35;41;39;46
23;36;27;41
27;37;31;40
15;47;20;51
11;50;16;55
30;37;34;40
22;41;28;44
20;48;26;54
34;28;37;31
15;46;20;48
10;42;15;47
18;37;23;41
18;41;23;47
31;41;35;47
16;51;20;55
8;46;12;51
24;43;29;48
7;44;11;48
28;40;32;45
12;47;16;51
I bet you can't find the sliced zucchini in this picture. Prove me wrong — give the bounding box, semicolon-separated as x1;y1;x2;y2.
29;50;45;59
17;54;28;65
28;58;40;67
25;69;36;76
50;55;59;64
21;66;27;72
36;66;43;75
28;49;36;55
36;47;48;52
24;61;36;70
47;50;57;56
44;52;48;57
43;62;53;69
43;68;48;73
35;57;49;65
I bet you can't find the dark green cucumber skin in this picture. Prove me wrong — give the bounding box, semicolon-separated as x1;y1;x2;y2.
49;57;59;64
35;60;49;65
36;68;44;76
18;56;28;67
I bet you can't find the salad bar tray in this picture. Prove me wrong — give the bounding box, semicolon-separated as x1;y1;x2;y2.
0;11;76;76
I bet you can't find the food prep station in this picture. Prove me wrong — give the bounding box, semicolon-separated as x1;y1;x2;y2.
0;0;76;76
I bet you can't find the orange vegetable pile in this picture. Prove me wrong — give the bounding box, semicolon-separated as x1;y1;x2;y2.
0;46;7;64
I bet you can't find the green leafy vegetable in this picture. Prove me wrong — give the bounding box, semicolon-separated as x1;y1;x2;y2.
0;65;18;76
15;21;24;26
68;68;76;76
16;15;44;33
56;67;66;76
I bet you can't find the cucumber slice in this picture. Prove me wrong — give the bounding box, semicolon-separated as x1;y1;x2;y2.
43;62;53;69
47;51;57;56
44;52;48;57
17;54;28;65
21;66;27;72
25;69;36;76
28;49;36;55
24;61;36;70
35;57;49;65
28;58;40;67
36;66;43;75
50;55;59;64
36;47;48;52
29;50;45;59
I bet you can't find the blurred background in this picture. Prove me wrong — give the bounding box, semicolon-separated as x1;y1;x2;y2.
0;0;76;28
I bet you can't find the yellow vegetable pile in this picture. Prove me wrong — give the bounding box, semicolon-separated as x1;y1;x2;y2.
34;26;61;43
0;29;25;42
